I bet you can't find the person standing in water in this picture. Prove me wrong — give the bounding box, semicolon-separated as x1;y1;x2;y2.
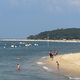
49;51;53;60
56;61;59;71
17;64;20;71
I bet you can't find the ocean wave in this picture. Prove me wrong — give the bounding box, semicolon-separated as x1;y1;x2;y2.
36;62;44;65
69;77;80;80
68;76;80;80
42;66;52;72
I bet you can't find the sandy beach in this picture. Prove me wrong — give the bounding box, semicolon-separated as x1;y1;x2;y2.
41;53;80;77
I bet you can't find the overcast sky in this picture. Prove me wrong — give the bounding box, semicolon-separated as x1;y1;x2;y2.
0;0;80;38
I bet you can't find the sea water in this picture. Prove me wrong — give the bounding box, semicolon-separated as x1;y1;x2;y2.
0;41;80;80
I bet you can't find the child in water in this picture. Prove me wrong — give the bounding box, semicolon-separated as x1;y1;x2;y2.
17;64;20;71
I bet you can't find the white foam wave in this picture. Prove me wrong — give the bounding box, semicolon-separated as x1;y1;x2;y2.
69;77;80;80
43;66;48;70
41;56;47;59
42;66;51;72
36;62;44;65
16;57;20;60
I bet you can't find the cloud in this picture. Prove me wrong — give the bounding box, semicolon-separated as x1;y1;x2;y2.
9;0;19;7
43;0;80;13
8;0;80;12
8;0;37;7
8;0;80;7
70;0;80;7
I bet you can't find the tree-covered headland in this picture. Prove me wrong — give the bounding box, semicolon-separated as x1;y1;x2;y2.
27;28;80;40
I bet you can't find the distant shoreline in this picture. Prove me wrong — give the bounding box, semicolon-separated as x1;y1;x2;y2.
0;39;80;42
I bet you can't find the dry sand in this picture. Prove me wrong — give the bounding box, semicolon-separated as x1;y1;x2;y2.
42;53;80;77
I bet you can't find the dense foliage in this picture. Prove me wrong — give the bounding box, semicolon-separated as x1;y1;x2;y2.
27;28;80;40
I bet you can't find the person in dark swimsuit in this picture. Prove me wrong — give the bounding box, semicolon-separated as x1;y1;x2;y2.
49;51;53;60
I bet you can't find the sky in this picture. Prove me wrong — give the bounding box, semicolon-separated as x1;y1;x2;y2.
0;0;80;38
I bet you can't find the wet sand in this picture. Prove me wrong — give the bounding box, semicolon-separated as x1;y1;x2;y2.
41;53;80;77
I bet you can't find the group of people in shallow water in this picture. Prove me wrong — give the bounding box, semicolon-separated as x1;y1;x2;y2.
49;50;58;60
49;50;59;71
16;50;59;71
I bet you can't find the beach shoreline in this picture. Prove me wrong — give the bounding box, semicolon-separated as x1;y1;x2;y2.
39;53;80;77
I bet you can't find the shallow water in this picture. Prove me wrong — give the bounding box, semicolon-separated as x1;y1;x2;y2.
0;41;80;80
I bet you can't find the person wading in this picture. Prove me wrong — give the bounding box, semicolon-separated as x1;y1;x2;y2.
49;51;53;60
56;61;59;71
16;64;20;71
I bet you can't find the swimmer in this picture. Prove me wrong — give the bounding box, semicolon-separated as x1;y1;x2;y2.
17;64;20;71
